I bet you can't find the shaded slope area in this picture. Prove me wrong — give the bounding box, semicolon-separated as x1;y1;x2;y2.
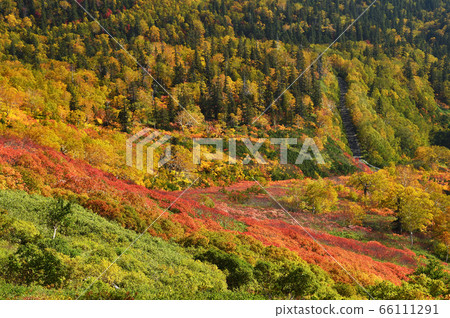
337;77;363;158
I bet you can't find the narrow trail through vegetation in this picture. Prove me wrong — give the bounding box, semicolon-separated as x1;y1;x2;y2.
337;76;363;158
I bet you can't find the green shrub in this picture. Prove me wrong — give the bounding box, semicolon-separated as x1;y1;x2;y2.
432;241;449;262
200;194;215;208
414;258;447;281
5;242;68;287
277;263;320;298
196;248;254;290
9;220;41;244
335;282;357;298
42;238;80;257
253;260;280;293
0;210;40;244
182;232;210;248
81;281;136;300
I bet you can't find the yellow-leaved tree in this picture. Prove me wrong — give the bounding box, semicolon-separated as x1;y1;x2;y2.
398;187;436;246
300;178;338;214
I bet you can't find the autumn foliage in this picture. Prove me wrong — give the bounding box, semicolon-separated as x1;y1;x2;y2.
0;135;429;288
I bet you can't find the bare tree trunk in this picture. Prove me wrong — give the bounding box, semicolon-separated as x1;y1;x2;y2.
410;231;413;246
53;226;58;240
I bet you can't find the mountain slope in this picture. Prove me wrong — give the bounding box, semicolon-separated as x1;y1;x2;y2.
2;134;447;299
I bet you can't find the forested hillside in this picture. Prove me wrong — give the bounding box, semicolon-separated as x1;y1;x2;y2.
0;0;449;300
